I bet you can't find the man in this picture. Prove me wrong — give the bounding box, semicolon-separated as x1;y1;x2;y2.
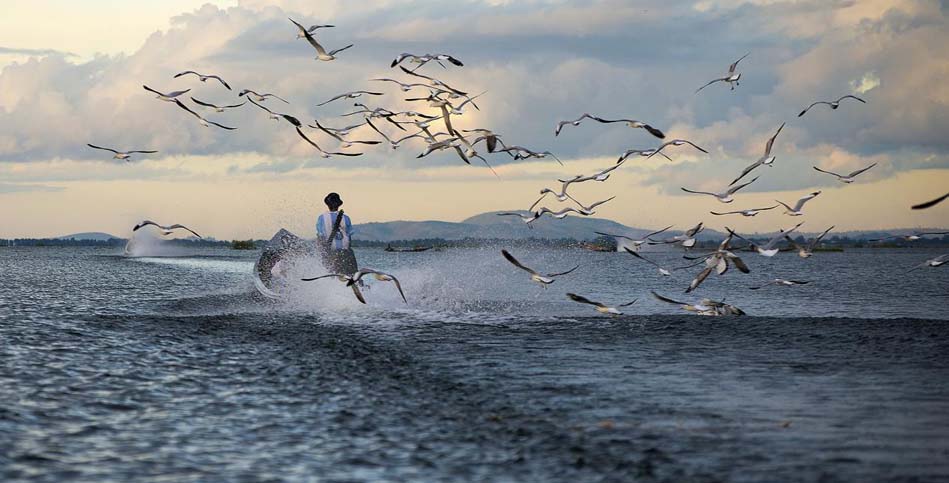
316;192;358;275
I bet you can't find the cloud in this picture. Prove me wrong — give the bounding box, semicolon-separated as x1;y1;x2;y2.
0;182;63;194
0;46;76;57
850;71;880;94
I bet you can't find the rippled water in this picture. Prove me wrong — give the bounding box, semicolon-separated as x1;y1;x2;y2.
1;246;948;482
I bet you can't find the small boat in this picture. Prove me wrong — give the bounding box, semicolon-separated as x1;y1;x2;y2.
384;243;433;252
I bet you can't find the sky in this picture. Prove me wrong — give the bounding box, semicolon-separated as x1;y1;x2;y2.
0;0;947;239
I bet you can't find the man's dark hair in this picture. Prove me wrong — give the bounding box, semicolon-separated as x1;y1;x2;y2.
324;192;343;210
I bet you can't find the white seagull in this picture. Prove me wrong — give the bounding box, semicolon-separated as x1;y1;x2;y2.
798;95;866;117
174;99;236;130
567;293;636;316
710;205;779;217
784;225;834;258
617;148;672;163
317;91;384;107
727;222;803;257
190;97;246;112
590;115;665;139
868;230;949;243
650;222;705;249
86;144;157;161
143;84;190;102
496;211;541;224
730;122;785;186
776;191;821;216
238;89;289;104
391;53;463;70
682;176;759;203
289;18;353;61
301;268;407;304
173;70;231;90
750;279;811;290
595;225;673;252
647;139;709;158
624;248;672;276
652;291;746;316
695;52;749;93
501;249;579;287
554;113;597;136
290;22;334;39
812;163;876;183
133;220;201;238
908;254;948;272
369;77;432;92
294;127;362;158
529;175;585;210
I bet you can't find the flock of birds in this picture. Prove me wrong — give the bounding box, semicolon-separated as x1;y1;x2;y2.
87;20;947;315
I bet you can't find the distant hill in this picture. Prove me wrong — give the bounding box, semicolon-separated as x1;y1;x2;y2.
353;211;724;242
57;232;120;241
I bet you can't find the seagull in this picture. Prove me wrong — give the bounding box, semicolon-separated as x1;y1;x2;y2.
497;145;562;165
650;222;705;248
729;122;785;186
400;67;468;96
617;148;672;163
317;91;384;106
727;222;803;257
238;89;289;104
308;120;366;137
595;225;673;252
528;175;585;210
289;18;353;61
391;53;463;70
812;163;877;183
369;78;431;92
566;293;636;316
536;206;588;220
695;52;749;93
86;144;157;161
133;220;201;238
246;98;302;126
295;127;362;158
173;70;231;90
776;191;821;216
750;279;811;290
590;116;665;139
682;176;759;203
784;225;834;258
647;139;709;158
290;21;334;39
190;97;246;112
682;233;750;293
555;113;597;136
624;248;672;276
912;192;949;210
710;205;779;217
497;211;541;224
798;95;866;117
501;249;579;287
302;268;407;304
868;230;949;242
572;162;624;183
310;120;381;148
908;254;949;272
565;195;615;215
142;84;190;102
174;99;236;130
652;291;746;316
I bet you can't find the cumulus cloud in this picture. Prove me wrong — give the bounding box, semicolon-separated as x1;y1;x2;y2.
0;0;946;196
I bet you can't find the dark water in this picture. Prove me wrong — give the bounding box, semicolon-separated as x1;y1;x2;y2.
1;246;948;482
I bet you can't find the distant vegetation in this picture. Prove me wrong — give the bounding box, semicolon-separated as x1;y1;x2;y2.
231;240;257;250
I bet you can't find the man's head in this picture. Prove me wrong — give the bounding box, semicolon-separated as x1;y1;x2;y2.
324;192;343;211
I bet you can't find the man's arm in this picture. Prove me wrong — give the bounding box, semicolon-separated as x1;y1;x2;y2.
345;215;354;236
316;214;325;238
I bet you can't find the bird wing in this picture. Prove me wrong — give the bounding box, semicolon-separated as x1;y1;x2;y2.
547;264;580;277
167;224;202;238
190;97;217;108
809;225;835;249
501;249;539;276
268;94;290;104
729;159;762;186
311;120;344;141
727;176;759;195
133;220;161;231
710;210;740;216
174;99;202;120
838;95;866;104
87;144;119;154
798;101;827;117
912;192;949;210
328;44;354;56
248;98;276;114
594;231;632;241
651;291;688;306
300;274;345;281
624;248;661;268
846;162;876;178
126;150;158;154
350;284;367;304
288;17;307;33
763;122;785;157
317;93;347;106
765;221;804;248
681;187;718;197
586;196;616;210
812;166;842;178
695;77;725;93
686;265;714;293
361;269;407;303
566;293;604;308
390;53;412;67
207;119;237;130
727;253;750;273
207;75;231;90
173;70;198;78
644;225;674;239
618;299;638;307
792;192;820;211
729;52;750;73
